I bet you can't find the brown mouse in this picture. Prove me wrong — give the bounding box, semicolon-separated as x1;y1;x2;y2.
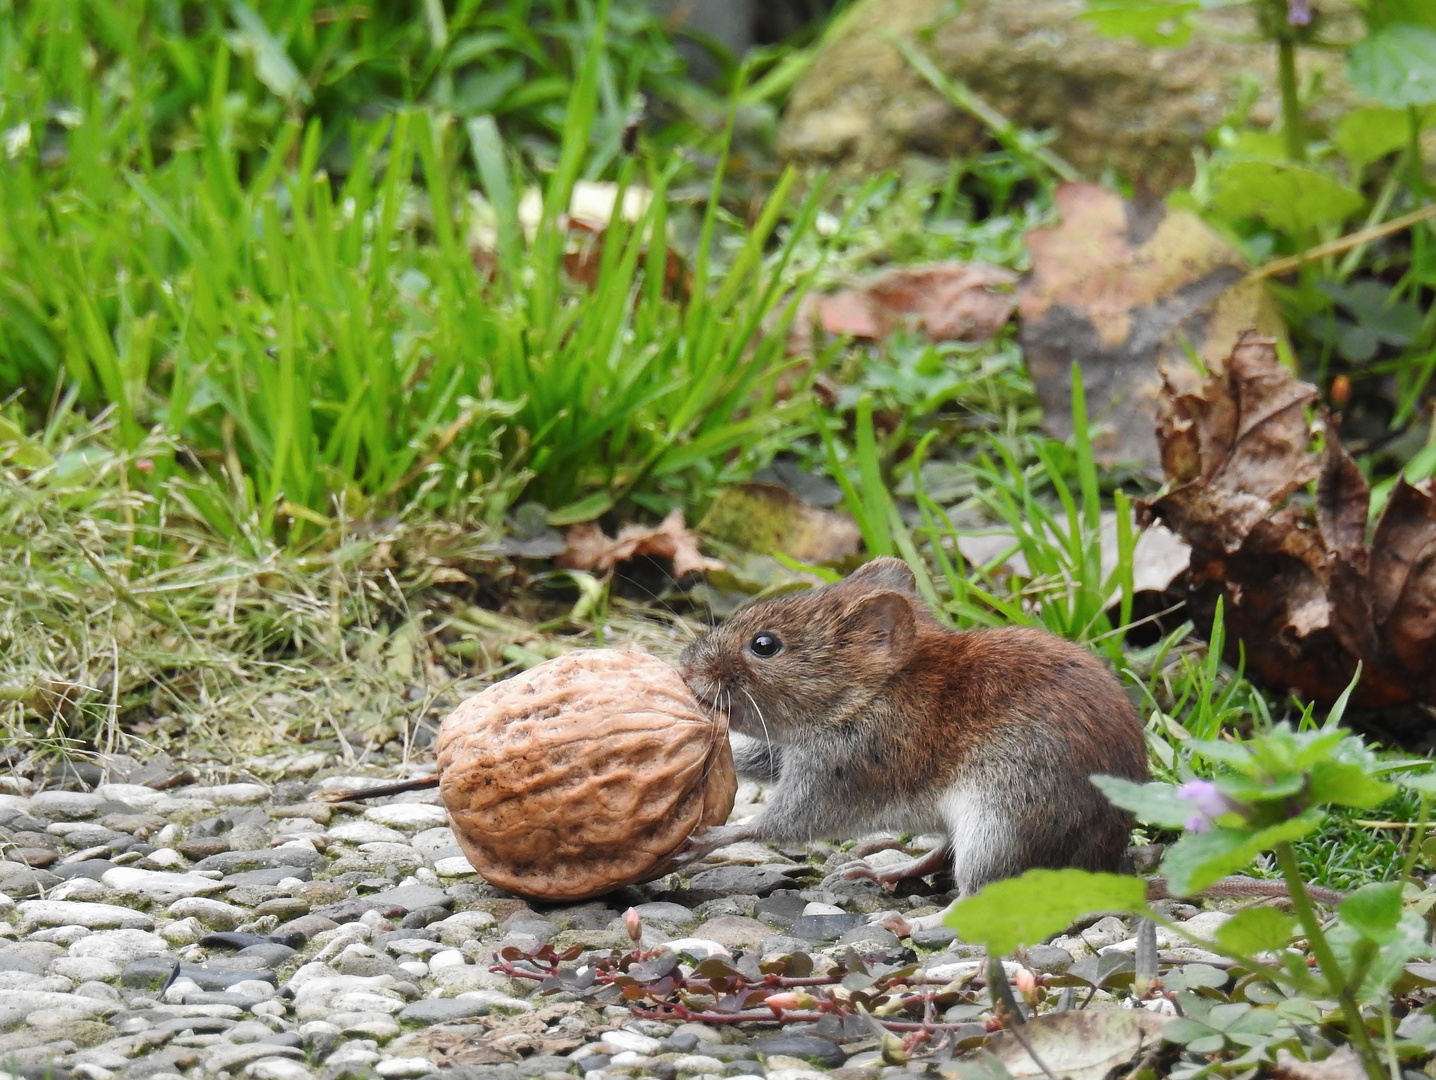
676;556;1149;896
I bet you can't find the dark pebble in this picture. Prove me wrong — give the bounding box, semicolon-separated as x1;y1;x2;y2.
272;914;338;940
150;1015;236;1037
13;848;57;868
755;891;807;930
660;1033;700;1053
200;932;273;950
723;1061;766;1077
197;848;321;874
121;958;277;990
302;1028;339;1057
175;839;231;861
751;1034;846;1067
314;898;407;924
648;1065;677;1080
259;1030;305;1048
573;1054;611;1072
235;942;298;966
0;864;60;898
253;897;309;920
789;913;868;941
1024;944;1074;974
0;812;47;832
911;926;957;949
11;1065;72;1080
683;866;794;900
398;998;491;1023
399;905;450;928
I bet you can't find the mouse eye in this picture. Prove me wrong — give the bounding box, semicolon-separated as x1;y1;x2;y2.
749;632;782;659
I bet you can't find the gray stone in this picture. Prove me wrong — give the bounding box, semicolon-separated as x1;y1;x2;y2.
910;926;957;949
68;929;172;965
18;901;153;931
750;1034;845;1067
196;848;322;874
397;998;493;1023
788;913;867;941
28;791;104;821
100;867;227;903
684;867;793;900
365;885;452;913
777;0;1361;194
1024;944;1075;974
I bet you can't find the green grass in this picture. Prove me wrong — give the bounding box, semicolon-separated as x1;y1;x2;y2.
0;0;840;545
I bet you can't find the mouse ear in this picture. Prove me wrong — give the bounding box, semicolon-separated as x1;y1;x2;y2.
844;557;919;596
839;590;918;668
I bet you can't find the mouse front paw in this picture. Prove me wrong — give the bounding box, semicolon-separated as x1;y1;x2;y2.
832;845;954;889
672;823;752;868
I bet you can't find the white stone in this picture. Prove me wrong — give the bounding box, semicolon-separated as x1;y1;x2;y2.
374;1058;435;1078
187;783;270;805
0;990;117;1016
252;998;287;1016
143;848;188;870
167;897;251;929
661;938;730;959
673;1055;727;1077
232;978;278;1000
432;856;476;877
608;1052;652;1067
331;1011;401;1040
385;937;448;958
410;827;459;856
163;977;204;1003
801;902;846;915
50;956;122;982
324;1041;381;1069
160;918;203;947
0;973;70;992
49;878;107;901
68;928;171;964
30;925;92;945
601;1028;664;1055
28;790;102;820
427;949;466;971
397;961;428;978
453;990;533;1015
363;804;449;831
326;821;408;845
146;795;219;816
70;1065;116;1080
244;1059;315;1080
926;959;1022;982
94;784;166;809
767;1070;826;1080
298;1020;341;1038
19;901;154;930
329;991;406;1015
1080;916;1130;950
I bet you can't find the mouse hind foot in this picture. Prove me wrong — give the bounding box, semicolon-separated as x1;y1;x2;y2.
834;844;952;889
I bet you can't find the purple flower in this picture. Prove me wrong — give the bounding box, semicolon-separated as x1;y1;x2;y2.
1177;780;1243;833
1287;0;1312;26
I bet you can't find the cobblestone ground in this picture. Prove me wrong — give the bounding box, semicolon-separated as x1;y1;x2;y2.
0;770;1220;1080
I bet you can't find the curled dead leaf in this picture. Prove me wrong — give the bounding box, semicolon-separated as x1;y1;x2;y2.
558;509;723;579
1141;330;1436;711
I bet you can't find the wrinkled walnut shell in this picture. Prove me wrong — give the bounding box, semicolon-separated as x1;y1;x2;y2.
435;649;735;902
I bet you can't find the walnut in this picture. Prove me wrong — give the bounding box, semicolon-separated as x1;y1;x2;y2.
435;649;735;902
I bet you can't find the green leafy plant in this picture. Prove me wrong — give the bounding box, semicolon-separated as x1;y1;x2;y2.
946;711;1436;1080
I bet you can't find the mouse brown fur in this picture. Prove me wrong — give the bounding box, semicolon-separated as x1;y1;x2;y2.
677;556;1149;896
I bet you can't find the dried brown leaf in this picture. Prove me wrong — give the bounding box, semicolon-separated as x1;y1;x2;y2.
1144;331;1436;712
791;262;1016;353
1019;182;1285;470
558;509;723;579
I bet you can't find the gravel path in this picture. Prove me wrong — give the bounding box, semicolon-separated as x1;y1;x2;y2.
0;770;1221;1080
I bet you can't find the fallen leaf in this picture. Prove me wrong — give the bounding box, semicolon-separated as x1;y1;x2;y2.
418;1001;613;1066
1141;330;1436;710
1018;182;1285;471
558;509;723;579
791;262;1017;353
1273;1046;1367;1080
699;482;863;564
987;1009;1170;1080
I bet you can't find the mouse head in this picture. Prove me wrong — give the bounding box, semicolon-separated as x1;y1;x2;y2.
678;557;925;740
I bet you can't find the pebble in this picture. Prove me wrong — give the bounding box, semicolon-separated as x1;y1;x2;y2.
0;771;1271;1080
